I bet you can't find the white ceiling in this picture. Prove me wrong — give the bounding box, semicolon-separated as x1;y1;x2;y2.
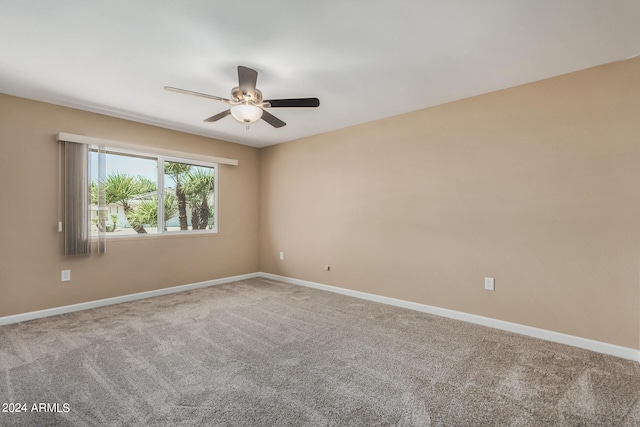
1;1;639;148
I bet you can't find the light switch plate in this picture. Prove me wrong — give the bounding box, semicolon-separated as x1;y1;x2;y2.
484;277;494;291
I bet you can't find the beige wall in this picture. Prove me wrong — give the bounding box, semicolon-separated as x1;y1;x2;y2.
0;94;260;317
260;57;640;349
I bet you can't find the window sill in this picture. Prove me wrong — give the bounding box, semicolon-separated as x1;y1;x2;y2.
91;230;220;242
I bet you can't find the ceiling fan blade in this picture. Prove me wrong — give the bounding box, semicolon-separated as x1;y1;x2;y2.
203;109;231;122
261;109;286;128
164;86;230;103
264;98;320;108
238;66;258;98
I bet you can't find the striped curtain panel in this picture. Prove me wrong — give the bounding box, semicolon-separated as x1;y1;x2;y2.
96;145;107;254
63;141;106;256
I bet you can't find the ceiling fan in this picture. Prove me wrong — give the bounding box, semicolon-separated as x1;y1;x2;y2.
164;66;320;128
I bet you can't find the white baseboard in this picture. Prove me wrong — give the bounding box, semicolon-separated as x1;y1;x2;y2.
0;272;261;326
260;272;640;363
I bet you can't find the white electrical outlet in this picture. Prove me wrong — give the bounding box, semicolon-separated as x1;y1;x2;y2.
61;270;71;282
279;252;284;260
484;277;495;291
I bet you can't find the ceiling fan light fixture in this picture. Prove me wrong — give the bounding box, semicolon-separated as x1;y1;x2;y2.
230;104;263;123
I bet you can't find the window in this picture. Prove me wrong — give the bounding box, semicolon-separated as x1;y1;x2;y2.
89;148;217;237
164;160;216;232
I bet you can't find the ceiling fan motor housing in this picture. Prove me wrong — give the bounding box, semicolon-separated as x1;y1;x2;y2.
231;86;263;104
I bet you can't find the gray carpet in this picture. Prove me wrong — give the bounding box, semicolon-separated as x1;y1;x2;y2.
1;277;639;426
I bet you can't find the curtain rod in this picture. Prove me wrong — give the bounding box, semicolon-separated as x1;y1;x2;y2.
56;132;239;166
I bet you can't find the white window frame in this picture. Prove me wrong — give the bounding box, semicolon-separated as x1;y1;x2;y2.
90;145;219;238
160;154;219;235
